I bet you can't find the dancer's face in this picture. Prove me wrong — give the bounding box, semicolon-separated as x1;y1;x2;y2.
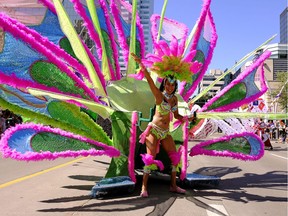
164;80;176;95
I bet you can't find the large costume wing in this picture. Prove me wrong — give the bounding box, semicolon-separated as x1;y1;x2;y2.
200;51;270;112
188;51;275;161
0;7;106;99
179;0;217;101
0;0;151;175
0;0;279;182
0;0;117;160
189;132;264;161
0;123;120;161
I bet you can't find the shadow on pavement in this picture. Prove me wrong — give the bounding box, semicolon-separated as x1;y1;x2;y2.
38;174;229;215
38;166;287;215
191;169;288;204
193;166;242;178
68;175;103;182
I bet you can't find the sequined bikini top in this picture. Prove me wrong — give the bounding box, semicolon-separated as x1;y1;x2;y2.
156;100;178;116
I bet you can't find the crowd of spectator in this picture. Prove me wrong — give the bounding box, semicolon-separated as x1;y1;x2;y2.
0;108;287;150
0;109;23;134
254;118;288;150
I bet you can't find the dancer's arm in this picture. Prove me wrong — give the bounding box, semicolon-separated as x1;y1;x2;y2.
173;97;196;122
131;53;162;102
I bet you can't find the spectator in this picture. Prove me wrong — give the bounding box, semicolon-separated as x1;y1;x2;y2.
0;109;23;133
262;128;273;150
267;120;275;140
0;110;6;134
279;120;286;143
255;118;266;138
281;124;287;144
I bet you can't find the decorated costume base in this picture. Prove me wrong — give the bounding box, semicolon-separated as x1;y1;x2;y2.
184;173;220;188
91;176;135;198
90;173;220;198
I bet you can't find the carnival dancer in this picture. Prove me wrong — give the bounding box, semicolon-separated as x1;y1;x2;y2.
131;53;196;198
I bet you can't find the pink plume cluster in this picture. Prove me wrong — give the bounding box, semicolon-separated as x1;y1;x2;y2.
140;153;164;171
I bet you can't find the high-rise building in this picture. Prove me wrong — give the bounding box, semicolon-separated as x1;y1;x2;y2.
131;0;154;54
199;69;225;98
119;0;154;73
280;7;288;44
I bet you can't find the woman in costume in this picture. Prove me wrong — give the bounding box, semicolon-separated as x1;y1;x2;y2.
132;53;195;198
262;128;273;150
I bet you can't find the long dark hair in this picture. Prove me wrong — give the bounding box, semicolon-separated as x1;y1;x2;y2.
159;76;178;94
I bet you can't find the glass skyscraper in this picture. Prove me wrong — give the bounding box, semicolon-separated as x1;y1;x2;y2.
280;7;287;44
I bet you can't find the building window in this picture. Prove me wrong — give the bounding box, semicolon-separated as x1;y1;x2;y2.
279;54;287;59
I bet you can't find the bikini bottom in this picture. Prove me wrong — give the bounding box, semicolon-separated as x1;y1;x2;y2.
148;122;170;140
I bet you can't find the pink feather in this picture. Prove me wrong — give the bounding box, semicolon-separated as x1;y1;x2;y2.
128;111;138;182
180;121;189;180
183;50;197;62
190;61;203;74
158;40;171;56
170;35;179;57
140;154;164;171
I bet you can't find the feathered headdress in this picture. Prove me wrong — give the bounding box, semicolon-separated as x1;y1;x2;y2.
143;36;203;83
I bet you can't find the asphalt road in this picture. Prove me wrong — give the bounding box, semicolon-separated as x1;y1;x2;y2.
0;133;287;216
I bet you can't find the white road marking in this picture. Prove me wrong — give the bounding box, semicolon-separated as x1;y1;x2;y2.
206;204;229;216
271;153;288;160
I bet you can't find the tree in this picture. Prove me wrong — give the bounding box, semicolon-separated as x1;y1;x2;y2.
271;71;288;113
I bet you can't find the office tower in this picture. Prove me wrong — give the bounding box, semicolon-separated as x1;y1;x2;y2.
119;0;154;73
280;7;288;44
130;0;154;54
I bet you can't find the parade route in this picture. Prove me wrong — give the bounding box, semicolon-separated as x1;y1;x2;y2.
0;134;287;216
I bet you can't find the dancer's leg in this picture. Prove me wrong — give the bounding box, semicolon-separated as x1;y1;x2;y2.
140;133;157;197
161;135;186;194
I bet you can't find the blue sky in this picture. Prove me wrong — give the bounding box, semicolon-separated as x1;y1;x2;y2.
154;0;287;72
